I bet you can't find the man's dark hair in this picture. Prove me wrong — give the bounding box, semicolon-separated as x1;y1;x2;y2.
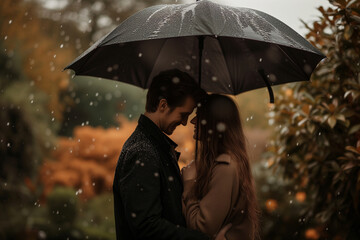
146;69;206;112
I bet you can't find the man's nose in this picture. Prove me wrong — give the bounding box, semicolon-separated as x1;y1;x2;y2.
181;117;188;126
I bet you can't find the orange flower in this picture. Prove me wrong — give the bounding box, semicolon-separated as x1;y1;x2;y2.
295;192;306;203
305;228;319;240
265;199;278;213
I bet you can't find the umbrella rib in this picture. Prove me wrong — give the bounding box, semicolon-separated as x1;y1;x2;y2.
145;39;168;88
275;44;309;80
217;37;234;94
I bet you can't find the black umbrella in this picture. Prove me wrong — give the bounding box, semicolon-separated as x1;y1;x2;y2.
65;0;325;103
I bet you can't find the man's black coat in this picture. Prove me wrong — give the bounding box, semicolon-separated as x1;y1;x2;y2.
113;115;209;240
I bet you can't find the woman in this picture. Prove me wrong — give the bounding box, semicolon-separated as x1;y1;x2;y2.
181;94;260;240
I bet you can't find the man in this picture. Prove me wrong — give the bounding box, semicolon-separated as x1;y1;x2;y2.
113;69;229;239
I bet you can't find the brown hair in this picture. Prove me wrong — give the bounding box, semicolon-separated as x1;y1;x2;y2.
145;69;205;112
194;94;260;239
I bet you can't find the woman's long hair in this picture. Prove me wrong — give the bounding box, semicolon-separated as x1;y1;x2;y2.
194;94;260;239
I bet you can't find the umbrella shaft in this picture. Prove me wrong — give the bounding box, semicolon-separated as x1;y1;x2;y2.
198;36;204;88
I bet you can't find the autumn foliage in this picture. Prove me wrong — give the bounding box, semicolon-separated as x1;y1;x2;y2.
40;116;196;199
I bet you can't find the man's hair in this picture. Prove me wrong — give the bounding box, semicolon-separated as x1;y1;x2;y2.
145;69;205;112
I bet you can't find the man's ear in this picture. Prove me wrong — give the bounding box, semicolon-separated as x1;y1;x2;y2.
158;99;168;112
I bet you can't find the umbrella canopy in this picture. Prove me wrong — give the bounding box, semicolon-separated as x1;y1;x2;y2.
65;0;325;100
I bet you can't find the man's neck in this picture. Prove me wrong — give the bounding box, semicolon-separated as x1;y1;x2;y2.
144;112;161;130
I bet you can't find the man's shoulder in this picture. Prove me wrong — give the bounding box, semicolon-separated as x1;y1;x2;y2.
122;126;158;156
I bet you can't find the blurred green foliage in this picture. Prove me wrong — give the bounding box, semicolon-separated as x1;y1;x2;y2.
32;188;115;240
60;76;146;136
268;0;360;238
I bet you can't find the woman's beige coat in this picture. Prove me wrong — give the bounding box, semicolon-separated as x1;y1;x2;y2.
182;154;253;240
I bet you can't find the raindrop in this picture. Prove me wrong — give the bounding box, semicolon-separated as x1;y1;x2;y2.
205;59;210;64
116;17;120;21
53;54;57;58
60;44;64;48
6;122;9;126
51;118;55;121
88;19;92;23
107;67;113;72
154;172;159;177
208;129;213;134
140;162;144;167
201;119;207;125
289;200;293;204
9;20;12;24
191;55;196;59
168;176;174;181
216;122;226;132
211;76;217;82
75;189;83;195
246;117;249;121
172;77;180;84
89;101;93;106
253;144;257;148
135;160;140;164
303;64;312;74
318;132;321;136
241;210;244;214
268;74;277;82
259;58;263;62
38;231;47;239
4;36;7;40
138;53;143;57
185;65;191;70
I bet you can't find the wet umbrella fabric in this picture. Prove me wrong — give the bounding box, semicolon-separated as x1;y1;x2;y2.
65;0;325;99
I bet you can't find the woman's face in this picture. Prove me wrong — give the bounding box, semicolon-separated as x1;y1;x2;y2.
190;115;199;140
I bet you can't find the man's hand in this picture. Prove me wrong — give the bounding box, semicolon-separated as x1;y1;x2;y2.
181;160;196;181
214;223;232;240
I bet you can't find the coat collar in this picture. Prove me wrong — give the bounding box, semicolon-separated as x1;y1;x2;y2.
215;154;231;164
138;114;178;151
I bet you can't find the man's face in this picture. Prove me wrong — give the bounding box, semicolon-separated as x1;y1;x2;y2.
160;96;196;135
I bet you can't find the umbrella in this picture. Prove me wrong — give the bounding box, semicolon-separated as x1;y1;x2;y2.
65;0;325;103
